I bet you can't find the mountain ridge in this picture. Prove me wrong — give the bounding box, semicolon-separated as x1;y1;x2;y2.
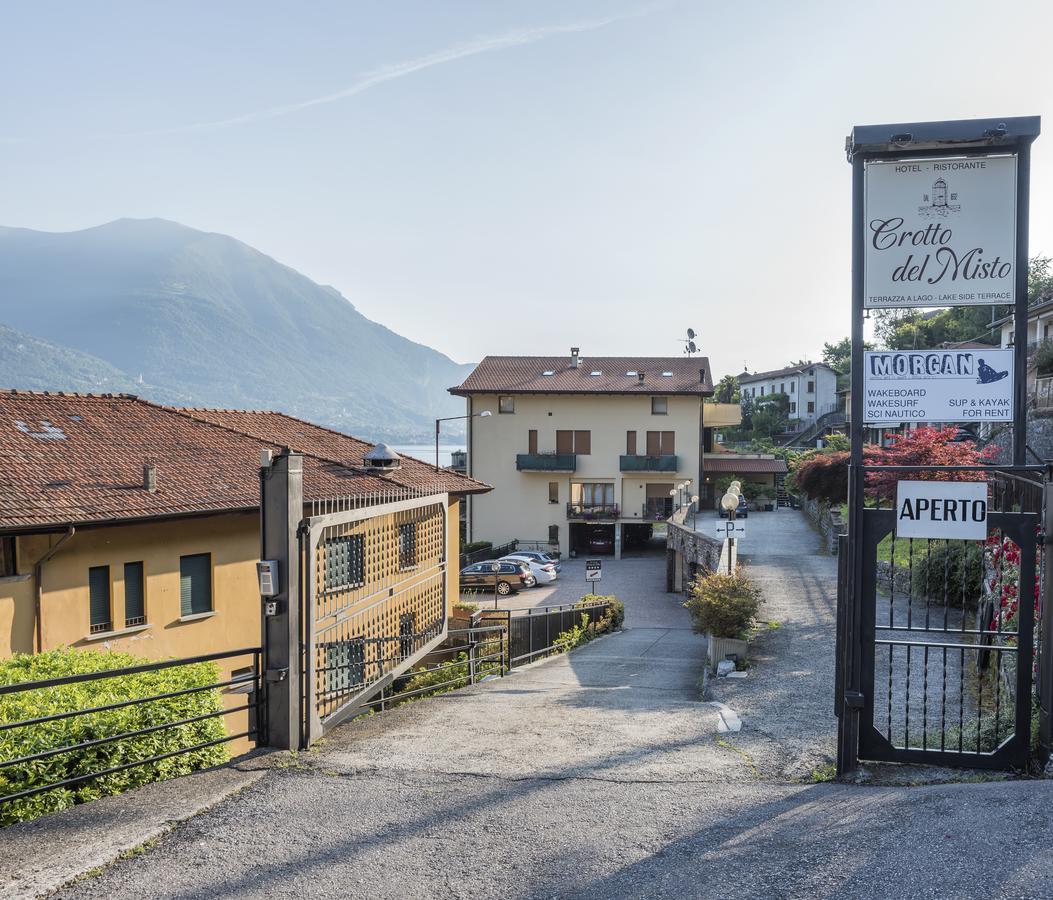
0;218;472;441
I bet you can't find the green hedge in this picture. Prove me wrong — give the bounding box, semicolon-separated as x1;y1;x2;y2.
0;649;230;826
577;595;625;629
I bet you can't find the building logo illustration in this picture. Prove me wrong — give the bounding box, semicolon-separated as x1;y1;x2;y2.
976;358;1008;385
918;177;960;217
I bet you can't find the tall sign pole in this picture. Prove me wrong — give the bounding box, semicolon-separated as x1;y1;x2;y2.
839;117;1041;775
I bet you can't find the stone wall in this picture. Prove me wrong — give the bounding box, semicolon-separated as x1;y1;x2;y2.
799;496;845;554
666;517;727;593
987;410;1053;463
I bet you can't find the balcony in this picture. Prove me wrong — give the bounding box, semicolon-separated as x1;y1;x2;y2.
566;503;620;520
516;453;577;472
642;499;674;521
620;454;678;472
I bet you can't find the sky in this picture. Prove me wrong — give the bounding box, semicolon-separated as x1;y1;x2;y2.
3;0;1053;381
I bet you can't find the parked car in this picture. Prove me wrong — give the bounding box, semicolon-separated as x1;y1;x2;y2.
719;495;749;519
502;550;562;574
587;529;615;554
459;560;532;595
501;554;559;585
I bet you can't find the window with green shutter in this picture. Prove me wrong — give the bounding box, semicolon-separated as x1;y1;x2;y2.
124;561;146;626
89;565;111;634
398;523;417;570
323;535;365;591
179;553;212;617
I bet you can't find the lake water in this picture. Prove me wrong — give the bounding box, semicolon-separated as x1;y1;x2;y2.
392;444;465;469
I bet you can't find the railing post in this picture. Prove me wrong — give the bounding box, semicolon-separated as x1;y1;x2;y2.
468;634;477;685
260;449;304;750
1039;478;1053;760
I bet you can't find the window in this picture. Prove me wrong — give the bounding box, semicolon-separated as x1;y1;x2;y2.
324;534;365;591
760;386;765;396
124;561;146;627
0;536;15;577
651;397;668;415
325;638;365;696
572;483;615;507
179;553;212;617
574;430;591;455
790;382;795;393
556;430;573;454
548;482;559;504
399;612;417;659
498;395;515;414
528;429;538;454
548;524;559;544
589;370;602;376
807;380;815;393
89;565;111;634
790;402;797;414
398;523;417;569
780;382;785;394
807;401;816;414
626;431;637;455
645;431;675;456
542;370;555;376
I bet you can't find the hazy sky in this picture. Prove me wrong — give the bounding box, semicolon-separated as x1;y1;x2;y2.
3;0;1053;380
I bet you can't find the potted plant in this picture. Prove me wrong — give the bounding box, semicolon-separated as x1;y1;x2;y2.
683;571;762;672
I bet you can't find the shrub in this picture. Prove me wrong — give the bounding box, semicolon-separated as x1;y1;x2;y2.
577;594;624;629
462;540;493;554
392;649;502;705
684;572;762;639
1036;340;1053;377
910;541;985;607
794;452;849;505
0;648;228;826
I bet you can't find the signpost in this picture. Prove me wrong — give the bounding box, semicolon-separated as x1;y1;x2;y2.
894;480;988;540
585;558;602;590
715;520;746;539
863;348;1014;424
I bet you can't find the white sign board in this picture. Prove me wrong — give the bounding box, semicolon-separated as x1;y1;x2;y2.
715;521;746;539
585;559;602;582
895;480;988;540
863;349;1014;425
864;155;1017;308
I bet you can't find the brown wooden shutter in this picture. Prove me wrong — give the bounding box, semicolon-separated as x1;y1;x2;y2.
574;431;591;455
548;482;558;503
528;429;538;454
662;431;675;455
556;430;573;454
646;431;660;456
626;431;636;455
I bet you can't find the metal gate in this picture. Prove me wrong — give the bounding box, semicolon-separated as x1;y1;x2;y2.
853;506;1037;770
300;491;450;742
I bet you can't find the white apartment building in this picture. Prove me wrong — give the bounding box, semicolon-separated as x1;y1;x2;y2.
449;349;740;559
737;362;840;430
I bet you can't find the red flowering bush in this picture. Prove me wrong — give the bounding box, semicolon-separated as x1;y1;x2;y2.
865;426;996;504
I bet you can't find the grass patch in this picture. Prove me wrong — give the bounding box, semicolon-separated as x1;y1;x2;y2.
810;762;837;783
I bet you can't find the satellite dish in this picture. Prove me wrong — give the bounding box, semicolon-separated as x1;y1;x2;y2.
687;328;696;339
687;341;697;353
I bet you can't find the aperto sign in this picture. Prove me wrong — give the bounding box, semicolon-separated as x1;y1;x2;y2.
864;155;1017;308
863;348;1014;425
895;480;988;540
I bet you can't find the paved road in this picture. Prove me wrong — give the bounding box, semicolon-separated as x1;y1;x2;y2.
56;511;1053;899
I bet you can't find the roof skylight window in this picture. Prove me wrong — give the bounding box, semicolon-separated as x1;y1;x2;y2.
626;371;637;377
542;370;556;376
590;370;602;376
661;371;674;377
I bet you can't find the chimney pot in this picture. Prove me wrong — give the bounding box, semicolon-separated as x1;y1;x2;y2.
700;368;706;384
570;347;581;368
143;463;157;493
638;372;645;384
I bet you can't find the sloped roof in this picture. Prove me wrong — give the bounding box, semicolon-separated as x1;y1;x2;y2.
450;356;714;396
704;456;788;474
738;362;835;383
0;392;489;533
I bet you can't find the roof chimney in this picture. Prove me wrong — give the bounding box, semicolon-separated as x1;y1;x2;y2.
637;372;645;384
570;347;581;369
700;367;706;384
143;463;157;493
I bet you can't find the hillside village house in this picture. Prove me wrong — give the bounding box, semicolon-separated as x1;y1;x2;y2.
737;362;840;435
449;350;741;559
0;392;489;692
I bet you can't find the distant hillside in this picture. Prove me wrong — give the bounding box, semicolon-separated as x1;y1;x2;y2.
0;219;472;441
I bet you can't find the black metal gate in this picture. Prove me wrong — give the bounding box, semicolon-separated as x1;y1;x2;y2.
853;507;1037;770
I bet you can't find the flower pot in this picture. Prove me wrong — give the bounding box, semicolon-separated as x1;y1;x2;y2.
707;634;749;673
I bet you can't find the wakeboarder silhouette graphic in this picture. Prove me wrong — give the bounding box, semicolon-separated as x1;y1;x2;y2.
976;358;1009;384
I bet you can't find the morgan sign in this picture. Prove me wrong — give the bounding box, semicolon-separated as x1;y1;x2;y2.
864;155;1017;309
863;348;1014;425
894;480;988;540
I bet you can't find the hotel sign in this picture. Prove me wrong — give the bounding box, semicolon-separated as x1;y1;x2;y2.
864;155;1017;308
863;349;1014;425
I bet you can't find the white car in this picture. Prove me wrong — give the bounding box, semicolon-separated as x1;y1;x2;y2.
500;554;559;586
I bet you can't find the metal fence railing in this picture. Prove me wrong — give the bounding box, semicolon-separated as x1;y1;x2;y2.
475;600;615;668
459;540;518;569
0;648;262;810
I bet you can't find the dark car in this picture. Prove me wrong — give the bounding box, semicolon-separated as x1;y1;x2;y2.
587;529;615;554
460;560;532;595
719;495;749;519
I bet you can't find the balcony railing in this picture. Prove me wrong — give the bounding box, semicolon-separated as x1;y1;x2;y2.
620;454;678;472
643;499;674;521
566;503;620;520
516;453;577;472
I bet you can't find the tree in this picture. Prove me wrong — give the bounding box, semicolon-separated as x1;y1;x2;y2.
714;374;739;404
750;392;790;440
822;337;874;374
1030;254;1053;303
794;451;848;505
864;426;996;503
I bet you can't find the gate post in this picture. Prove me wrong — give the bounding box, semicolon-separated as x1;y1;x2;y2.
260;449;304;750
1039;478;1053;760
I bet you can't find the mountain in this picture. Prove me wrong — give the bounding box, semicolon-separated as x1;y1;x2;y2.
0;219;473;441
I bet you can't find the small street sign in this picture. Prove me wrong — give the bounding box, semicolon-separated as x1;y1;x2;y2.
585;559;602;582
863;348;1014;425
715;521;746;539
895;480;988;540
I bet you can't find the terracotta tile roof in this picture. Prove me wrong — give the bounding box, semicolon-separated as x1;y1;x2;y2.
0;392;489;533
738;362;835;383
450;356;714;397
703;456;788;474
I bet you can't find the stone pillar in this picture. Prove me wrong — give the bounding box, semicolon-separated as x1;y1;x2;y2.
614;523;622;560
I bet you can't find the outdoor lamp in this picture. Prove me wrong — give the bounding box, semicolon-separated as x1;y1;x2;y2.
434;410;491;470
720;492;739;511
